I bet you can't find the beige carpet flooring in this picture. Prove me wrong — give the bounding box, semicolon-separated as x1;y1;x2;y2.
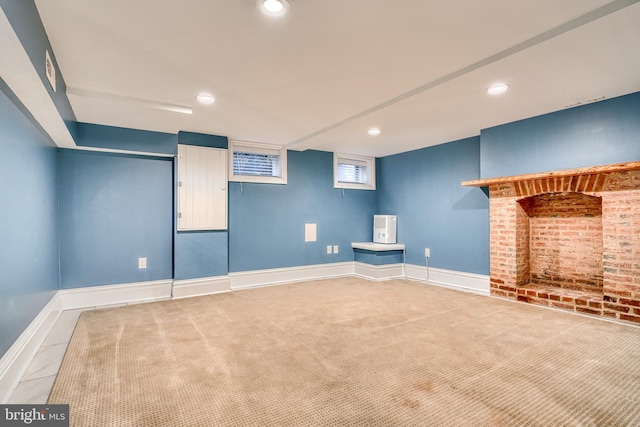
48;277;640;426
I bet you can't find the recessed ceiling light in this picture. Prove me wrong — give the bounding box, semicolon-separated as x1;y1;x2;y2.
258;0;290;17
196;93;215;105
487;83;509;95
368;128;381;136
264;0;284;13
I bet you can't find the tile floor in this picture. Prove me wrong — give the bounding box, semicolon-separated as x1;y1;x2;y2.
8;309;84;404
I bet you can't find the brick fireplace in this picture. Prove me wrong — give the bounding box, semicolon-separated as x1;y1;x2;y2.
463;161;640;324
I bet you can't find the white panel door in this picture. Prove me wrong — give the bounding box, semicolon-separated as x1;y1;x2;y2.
177;144;227;230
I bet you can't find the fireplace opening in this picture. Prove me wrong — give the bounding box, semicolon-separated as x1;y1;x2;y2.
517;192;603;294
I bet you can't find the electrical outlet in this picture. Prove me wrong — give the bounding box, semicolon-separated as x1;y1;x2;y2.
424;248;430;258
327;245;332;254
138;257;147;269
333;245;339;254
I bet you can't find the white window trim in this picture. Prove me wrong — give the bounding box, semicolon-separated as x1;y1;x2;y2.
334;152;376;190
228;140;287;185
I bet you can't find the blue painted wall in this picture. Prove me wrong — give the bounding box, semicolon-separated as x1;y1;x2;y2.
378;136;489;275
229;150;378;272
481;91;640;178
75;122;178;155
177;131;227;149
174;232;229;279
174;132;229;280
354;250;404;265
0;80;59;357
58;150;173;288
0;0;77;136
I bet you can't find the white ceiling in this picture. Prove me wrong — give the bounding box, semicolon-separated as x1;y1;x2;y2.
34;0;640;157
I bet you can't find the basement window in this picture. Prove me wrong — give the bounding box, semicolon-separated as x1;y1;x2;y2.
334;153;376;190
229;140;287;184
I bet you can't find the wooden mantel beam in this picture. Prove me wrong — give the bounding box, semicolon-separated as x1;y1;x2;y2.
461;161;640;187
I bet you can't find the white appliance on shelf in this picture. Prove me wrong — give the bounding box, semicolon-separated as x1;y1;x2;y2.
373;215;397;244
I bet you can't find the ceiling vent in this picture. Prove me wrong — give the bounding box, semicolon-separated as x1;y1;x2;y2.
45;50;56;92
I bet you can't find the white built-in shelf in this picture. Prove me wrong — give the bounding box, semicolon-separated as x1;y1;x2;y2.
351;242;406;251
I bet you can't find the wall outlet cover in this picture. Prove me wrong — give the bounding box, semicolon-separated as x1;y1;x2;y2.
305;223;317;242
138;257;147;269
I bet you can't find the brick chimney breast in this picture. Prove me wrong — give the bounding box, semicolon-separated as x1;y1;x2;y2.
462;162;640;324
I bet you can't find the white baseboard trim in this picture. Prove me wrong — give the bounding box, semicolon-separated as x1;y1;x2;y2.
353;262;405;281
405;264;490;295
229;262;354;290
0;292;64;404
59;279;173;310
172;276;230;299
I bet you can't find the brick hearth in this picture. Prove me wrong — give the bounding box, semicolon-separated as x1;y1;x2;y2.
463;161;640;324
